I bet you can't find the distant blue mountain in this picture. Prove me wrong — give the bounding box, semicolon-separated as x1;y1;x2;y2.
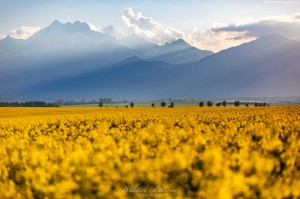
17;56;173;101
0;20;136;100
118;35;214;64
0;35;26;55
182;34;300;98
0;20;299;101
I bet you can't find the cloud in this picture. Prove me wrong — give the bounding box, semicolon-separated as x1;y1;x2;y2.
122;8;184;45
10;26;40;39
87;22;101;32
185;30;255;53
212;13;300;40
186;13;300;52
102;25;116;38
87;23;116;38
0;34;5;40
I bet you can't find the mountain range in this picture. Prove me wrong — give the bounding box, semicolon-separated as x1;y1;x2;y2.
0;20;299;101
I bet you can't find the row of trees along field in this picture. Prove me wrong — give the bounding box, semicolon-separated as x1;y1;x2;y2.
0;100;270;107
199;101;270;107
98;101;176;108
98;101;270;108
0;101;58;107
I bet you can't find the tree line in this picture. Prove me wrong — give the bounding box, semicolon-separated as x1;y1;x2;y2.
199;100;270;107
98;101;176;108
0;101;58;107
98;100;270;108
0;100;270;108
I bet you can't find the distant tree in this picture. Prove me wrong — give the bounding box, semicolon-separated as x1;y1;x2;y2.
151;103;155;108
216;102;222;107
222;100;227;107
234;101;240;107
207;101;213;107
245;103;249;107
263;102;267;107
125;105;128;108
255;102;264;107
161;102;166;107
169;102;174;108
130;102;134;108
98;101;103;107
199;101;204;107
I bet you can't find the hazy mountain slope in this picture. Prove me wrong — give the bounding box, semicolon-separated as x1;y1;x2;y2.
117;35;158;51
0;20;136;100
153;39;213;64
12;35;300;101
118;35;213;64
0;21;213;100
183;34;300;97
0;36;26;55
1;30;299;101
16;56;173;101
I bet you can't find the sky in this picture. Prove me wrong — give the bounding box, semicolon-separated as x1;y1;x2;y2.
0;0;299;52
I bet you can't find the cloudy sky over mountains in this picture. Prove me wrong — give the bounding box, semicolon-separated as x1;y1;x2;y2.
0;0;299;52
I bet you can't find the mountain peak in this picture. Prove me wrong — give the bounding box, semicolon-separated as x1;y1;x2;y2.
74;21;82;25
122;56;143;64
174;38;187;44
50;20;63;27
44;20;91;33
3;35;13;40
2;35;20;42
72;21;91;31
165;38;191;48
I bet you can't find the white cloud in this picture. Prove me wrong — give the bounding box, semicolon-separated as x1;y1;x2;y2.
122;8;184;45
186;13;300;52
0;34;6;40
102;25;116;38
10;26;40;39
87;23;117;38
87;22;101;32
212;13;300;40
185;30;255;53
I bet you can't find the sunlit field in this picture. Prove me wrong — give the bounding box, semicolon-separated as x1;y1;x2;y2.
1;106;300;198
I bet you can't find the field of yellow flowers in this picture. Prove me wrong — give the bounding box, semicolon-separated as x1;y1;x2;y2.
0;106;300;199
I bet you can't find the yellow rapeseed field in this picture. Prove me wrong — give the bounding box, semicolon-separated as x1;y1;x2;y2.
0;106;300;199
